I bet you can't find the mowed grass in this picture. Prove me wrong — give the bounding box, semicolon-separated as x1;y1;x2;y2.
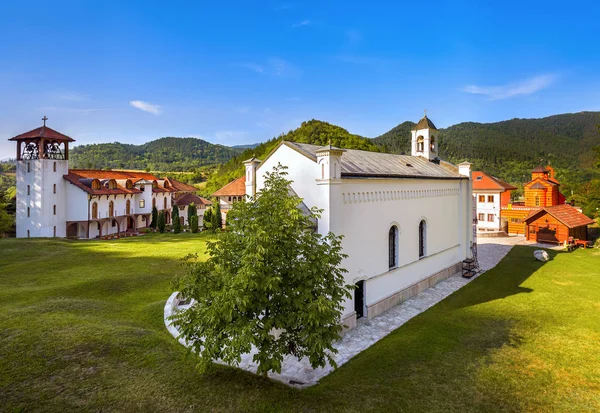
1;235;599;412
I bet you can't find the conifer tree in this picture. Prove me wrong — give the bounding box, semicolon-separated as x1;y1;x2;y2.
203;208;212;231
190;214;199;233
172;205;181;234
157;211;166;233
172;164;351;376
187;202;196;225
150;206;158;229
211;202;221;231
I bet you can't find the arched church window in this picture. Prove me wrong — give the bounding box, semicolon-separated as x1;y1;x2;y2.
27;185;30;195
109;201;114;217
389;226;398;269
535;195;540;206
416;136;424;152
92;202;98;219
126;200;131;215
430;136;436;151
419;220;427;258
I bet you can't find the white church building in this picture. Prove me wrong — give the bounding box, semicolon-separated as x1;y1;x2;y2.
9;120;204;239
244;115;473;329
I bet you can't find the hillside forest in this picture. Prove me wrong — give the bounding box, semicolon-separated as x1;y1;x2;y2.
0;112;599;237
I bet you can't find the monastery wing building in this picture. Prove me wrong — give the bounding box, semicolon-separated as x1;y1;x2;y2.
241;114;474;329
9;121;208;239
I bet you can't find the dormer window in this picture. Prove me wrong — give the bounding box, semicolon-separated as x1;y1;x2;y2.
152;181;158;189
108;179;117;190
126;180;133;189
91;179;101;190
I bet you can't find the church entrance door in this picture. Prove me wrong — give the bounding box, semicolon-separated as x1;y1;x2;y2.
354;281;365;319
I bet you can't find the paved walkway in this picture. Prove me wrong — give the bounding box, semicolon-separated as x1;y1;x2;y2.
164;236;558;387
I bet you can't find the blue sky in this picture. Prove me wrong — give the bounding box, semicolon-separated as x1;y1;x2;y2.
1;0;599;158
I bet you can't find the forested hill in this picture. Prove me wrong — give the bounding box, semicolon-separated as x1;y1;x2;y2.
70;137;242;171
202;119;379;195
374;112;600;182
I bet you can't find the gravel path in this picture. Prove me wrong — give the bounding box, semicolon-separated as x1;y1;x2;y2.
165;236;546;387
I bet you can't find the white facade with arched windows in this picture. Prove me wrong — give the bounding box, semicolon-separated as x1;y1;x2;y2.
246;116;473;330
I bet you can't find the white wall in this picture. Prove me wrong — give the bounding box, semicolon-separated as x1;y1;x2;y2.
474;190;501;230
16;159;68;238
336;179;467;316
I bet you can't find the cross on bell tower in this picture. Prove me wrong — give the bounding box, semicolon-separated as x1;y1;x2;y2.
42;116;48;126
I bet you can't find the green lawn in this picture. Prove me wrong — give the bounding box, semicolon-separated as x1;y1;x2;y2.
1;234;599;412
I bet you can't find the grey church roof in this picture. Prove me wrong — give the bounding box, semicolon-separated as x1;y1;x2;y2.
284;142;465;180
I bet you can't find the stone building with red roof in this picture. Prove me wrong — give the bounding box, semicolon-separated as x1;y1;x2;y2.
472;171;517;232
9;120;200;238
212;176;246;225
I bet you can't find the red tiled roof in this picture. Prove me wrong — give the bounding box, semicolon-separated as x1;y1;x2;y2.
9;126;75;142
63;172;142;195
174;193;212;207
166;177;197;193
212;176;246;197
69;169;159;181
472;171;517;191
524;204;595;228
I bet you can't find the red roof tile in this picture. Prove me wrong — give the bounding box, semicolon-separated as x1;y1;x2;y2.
9;126;75;142
166;178;197;193
212;176;246;197
524;204;595;228
174;193;212;206
472;171;517;191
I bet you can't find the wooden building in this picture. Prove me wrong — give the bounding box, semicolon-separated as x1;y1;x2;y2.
524;204;594;244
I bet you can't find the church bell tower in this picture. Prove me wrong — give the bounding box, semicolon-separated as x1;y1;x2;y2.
411;111;439;161
9;117;74;238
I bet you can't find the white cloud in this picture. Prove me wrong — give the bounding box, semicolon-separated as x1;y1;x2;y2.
239;63;265;74
292;19;311;28
256;121;271;129
461;74;557;100
129;100;160;115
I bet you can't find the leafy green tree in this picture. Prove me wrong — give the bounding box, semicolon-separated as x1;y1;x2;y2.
211;202;221;231
190;215;199;233
157;211;166;233
150;206;158;229
173;205;181;234
171;164;352;376
203;208;212;231
0;202;13;237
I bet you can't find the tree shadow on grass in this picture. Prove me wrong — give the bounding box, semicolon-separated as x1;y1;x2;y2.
455;245;563;310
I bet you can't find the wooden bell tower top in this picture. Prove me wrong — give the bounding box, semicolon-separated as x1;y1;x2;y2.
8;117;75;161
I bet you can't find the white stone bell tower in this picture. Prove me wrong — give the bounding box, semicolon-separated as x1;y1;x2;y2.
411;111;439;161
9;117;73;238
315;143;345;236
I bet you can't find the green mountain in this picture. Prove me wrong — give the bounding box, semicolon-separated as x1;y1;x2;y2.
202;119;380;195
374;111;600;183
70;137;242;171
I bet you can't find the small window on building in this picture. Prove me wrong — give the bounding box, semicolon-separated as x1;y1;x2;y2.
228;196;232;202
27;229;30;238
27;163;31;173
108;179;117;190
53;162;57;172
478;213;485;221
140;185;145;192
53;226;56;237
163;197;167;209
389;225;398;269
112;220;116;227
535;195;540;206
92;180;101;190
488;195;494;203
27;207;30;217
27;185;30;195
139;199;145;208
416;136;424;152
53;184;56;194
109;201;114;217
478;195;485;203
92;202;98;219
419;220;426;258
487;214;494;222
53;205;56;215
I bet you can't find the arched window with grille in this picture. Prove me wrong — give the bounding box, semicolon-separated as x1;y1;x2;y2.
163;197;167;210
419;220;426;258
389;225;398;269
